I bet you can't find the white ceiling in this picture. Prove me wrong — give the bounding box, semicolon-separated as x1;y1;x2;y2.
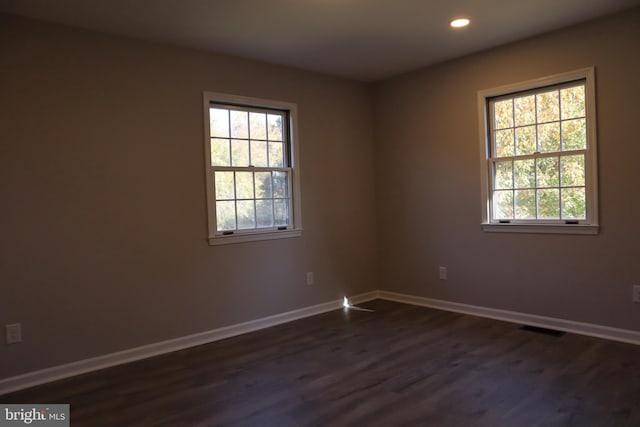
2;0;639;81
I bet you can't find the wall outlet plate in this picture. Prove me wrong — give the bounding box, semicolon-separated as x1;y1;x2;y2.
633;285;640;303
6;323;22;344
439;266;447;280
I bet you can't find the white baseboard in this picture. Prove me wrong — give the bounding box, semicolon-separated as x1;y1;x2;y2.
377;290;640;345
347;290;379;305
0;291;378;396
2;289;637;395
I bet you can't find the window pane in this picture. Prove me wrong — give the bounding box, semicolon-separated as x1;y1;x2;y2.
272;171;289;198
562;118;586;151
494;161;513;190
536;157;559;188
562;188;586;219
494;129;514;158
537;122;560;153
231;139;249;167
515;190;536;219
249;112;267;140
211;138;230;166
255;172;272;199
536;90;560;123
250;140;268;167
561;155;585;187
216;201;236;231
235;171;254;199
230;110;249;138
493;100;513;130
483;75;594;227
514;159;535;189
515;125;536;156
268;114;283;141
214;171;235;200
256;200;274;228
210;108;229;138
493;190;513;219
269;142;284;167
274;199;289;226
514;95;535;126
236;200;256;229
561;85;585;120
537;189;560;219
205;97;298;239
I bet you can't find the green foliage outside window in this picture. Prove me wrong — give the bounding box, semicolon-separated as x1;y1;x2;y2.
490;83;587;221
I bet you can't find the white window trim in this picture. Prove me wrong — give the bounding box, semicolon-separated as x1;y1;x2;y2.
203;92;303;245
477;67;599;235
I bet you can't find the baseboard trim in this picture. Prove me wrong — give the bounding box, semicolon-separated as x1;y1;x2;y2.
0;291;378;396
348;290;379;305
3;289;637;395
377;290;640;345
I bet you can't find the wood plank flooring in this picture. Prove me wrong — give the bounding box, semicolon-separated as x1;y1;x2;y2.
2;300;640;426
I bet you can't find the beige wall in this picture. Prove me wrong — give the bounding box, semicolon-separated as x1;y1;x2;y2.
2;8;639;381
374;8;640;330
0;14;378;379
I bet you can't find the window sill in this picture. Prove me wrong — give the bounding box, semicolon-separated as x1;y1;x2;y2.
208;229;303;246
481;223;599;235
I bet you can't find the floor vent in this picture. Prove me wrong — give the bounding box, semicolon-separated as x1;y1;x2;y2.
520;325;566;337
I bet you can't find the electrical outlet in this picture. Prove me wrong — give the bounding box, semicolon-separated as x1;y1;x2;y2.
6;323;22;344
633;285;640;303
439;266;447;280
306;272;314;285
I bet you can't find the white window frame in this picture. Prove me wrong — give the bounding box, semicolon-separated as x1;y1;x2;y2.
203;92;303;245
477;67;599;235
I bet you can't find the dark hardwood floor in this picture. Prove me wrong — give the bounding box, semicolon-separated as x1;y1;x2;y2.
2;300;639;426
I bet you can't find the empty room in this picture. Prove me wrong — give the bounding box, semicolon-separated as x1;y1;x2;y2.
1;0;640;425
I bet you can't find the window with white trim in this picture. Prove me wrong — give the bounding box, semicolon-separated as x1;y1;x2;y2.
478;68;599;234
203;92;302;245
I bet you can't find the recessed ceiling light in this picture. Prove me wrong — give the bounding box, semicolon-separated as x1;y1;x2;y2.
450;17;471;28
